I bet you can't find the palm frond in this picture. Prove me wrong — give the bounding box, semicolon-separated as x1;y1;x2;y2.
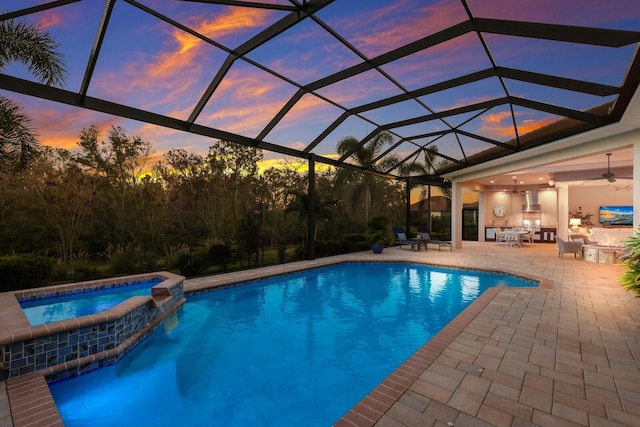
0;18;66;86
0;96;38;173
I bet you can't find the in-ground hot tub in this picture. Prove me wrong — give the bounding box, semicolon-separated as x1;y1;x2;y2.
1;271;185;380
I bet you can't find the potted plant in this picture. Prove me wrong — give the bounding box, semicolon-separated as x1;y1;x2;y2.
365;213;394;253
570;207;593;225
618;227;640;294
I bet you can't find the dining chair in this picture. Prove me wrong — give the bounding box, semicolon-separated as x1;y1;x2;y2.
504;230;520;247
556;236;582;259
521;229;534;245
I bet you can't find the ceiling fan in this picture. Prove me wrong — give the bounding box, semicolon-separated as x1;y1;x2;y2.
586;153;632;183
511;179;526;193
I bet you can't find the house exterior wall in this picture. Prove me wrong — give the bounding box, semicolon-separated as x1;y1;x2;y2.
484;190;558;228
568;185;633;227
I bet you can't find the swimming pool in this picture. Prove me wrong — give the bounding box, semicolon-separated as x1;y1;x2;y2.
49;262;535;426
20;279;162;325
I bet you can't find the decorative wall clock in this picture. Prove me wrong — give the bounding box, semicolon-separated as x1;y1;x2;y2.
493;204;506;217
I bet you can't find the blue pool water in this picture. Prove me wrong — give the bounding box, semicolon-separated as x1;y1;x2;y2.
20;279;162;325
49;263;535;426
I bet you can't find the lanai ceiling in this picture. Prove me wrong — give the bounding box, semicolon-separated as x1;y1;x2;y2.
2;1;640;184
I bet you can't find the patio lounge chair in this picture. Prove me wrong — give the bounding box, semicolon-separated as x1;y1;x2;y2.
556;236;582;259
419;231;452;251
392;226;425;250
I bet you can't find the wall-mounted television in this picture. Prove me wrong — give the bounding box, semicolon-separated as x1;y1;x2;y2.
599;205;633;226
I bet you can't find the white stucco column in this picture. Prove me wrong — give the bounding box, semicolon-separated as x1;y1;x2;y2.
556;183;570;241
478;191;486;242
451;181;463;249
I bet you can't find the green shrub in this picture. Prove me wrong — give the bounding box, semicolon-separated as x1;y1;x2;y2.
0;255;53;292
163;244;191;270
431;215;451;240
176;247;212;277
277;243;287;264
344;233;366;243
73;266;102;281
324;240;346;255
109;252;137;275
313;240;327;257
293;244;308;260
209;244;232;272
51;262;69;281
353;241;370;251
618;228;640;294
101;243;142;275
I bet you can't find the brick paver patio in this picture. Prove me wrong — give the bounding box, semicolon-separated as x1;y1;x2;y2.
1;241;639;426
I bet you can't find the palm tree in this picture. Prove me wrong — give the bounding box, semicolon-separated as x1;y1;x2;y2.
284;189;335;243
335;131;394;220
397;146;448;227
0;16;66;173
398;146;439;177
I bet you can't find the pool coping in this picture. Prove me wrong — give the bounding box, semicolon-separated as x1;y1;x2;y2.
3;259;550;427
2;272;187;427
1;272;184;339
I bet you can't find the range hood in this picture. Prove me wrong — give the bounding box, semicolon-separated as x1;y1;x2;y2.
522;190;541;212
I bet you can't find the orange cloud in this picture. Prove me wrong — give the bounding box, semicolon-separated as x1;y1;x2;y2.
145;7;272;80
288;141;307;151
197;67;294;134
36;10;64;29
29;105;117;151
478;110;555;139
203;100;282;135
517;117;555;135
146;6;273;81
91;7;274;118
188;6;272;39
479;111;513;138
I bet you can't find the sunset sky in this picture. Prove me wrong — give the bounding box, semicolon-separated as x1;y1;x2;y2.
3;0;640;172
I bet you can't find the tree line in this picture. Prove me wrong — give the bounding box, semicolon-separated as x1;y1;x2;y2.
0;125;410;287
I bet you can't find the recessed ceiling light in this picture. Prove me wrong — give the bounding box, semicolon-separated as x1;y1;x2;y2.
490;180;494;183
